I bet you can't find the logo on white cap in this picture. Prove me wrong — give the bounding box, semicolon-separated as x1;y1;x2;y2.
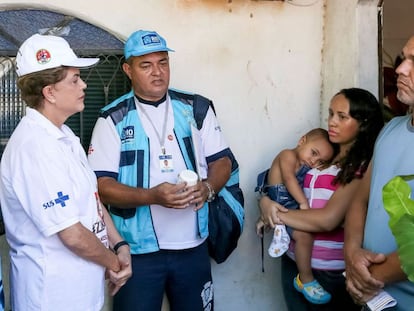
36;49;51;65
16;34;99;77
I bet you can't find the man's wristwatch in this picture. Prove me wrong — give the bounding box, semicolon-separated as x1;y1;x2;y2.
203;181;216;202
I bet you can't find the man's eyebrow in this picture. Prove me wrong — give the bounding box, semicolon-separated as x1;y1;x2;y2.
401;48;414;61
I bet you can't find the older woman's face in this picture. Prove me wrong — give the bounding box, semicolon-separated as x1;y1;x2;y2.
327;94;360;147
49;67;87;120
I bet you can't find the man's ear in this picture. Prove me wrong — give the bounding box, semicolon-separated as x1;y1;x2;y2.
122;62;132;80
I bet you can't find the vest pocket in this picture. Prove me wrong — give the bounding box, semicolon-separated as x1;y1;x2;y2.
109;206;136;219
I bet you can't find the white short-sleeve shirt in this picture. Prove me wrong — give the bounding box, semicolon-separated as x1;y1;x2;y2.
88;95;229;250
0;107;107;311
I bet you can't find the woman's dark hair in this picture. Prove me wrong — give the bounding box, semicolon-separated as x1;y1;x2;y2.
334;88;384;185
17;67;68;109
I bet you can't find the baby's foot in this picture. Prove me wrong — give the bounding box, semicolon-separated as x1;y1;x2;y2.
293;274;331;304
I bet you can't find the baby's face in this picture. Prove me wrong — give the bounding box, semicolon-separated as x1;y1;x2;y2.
299;138;334;168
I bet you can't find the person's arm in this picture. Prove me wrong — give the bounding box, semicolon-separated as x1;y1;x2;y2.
347;252;405;305
98;156;231;211
343;162;386;303
98;177;190;209
58;222;120;272
188;156;232;211
202;156;232;200
259;195;284;228
276;177;362;232
370;252;407;283
89;117;190;209
344;163;407;304
102;206;132;296
103;206;129;251
344;162;370;253
275;150;309;209
107;244;131;296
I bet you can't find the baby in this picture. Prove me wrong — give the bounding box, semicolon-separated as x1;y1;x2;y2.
256;128;336;304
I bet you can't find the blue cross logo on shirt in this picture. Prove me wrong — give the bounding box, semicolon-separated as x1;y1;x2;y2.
54;191;69;207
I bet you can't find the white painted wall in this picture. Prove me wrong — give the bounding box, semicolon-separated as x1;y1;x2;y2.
321;0;379;127
0;0;381;310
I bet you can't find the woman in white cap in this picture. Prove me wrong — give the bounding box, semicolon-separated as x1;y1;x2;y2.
0;33;131;311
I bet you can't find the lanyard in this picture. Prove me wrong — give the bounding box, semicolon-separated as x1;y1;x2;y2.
136;97;169;155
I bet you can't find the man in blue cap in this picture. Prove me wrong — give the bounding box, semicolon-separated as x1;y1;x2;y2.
88;29;242;310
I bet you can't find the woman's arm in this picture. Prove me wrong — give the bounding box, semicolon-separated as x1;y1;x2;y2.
58;222;120;272
103;206;132;296
260;176;362;232
259;195;285;228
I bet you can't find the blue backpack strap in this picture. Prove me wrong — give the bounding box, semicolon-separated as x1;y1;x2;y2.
255;169;270;194
168;89;215;130
255;168;270;273
192;93;245;263
192;94;215;130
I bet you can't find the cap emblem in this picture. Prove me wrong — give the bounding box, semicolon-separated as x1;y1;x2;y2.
36;49;51;65
142;34;161;46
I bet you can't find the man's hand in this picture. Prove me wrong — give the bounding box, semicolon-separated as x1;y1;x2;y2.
345;247;385;303
151;181;210;210
150;182;193;208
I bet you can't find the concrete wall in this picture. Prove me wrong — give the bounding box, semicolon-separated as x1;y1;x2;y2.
321;0;379;127
0;0;381;310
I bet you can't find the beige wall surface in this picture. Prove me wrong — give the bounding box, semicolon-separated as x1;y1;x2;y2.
0;0;380;310
321;0;379;127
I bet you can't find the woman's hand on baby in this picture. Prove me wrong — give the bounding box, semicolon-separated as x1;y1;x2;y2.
259;196;288;228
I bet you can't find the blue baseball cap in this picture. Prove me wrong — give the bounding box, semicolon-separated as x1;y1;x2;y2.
124;30;174;59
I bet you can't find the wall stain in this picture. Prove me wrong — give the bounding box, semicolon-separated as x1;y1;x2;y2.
175;0;232;11
264;101;269;117
174;0;285;14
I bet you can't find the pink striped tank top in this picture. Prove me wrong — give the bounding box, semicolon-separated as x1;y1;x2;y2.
286;165;345;270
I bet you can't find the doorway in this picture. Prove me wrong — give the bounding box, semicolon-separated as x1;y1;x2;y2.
380;0;414;120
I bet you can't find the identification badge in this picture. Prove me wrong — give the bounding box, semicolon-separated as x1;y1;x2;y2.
160;154;174;172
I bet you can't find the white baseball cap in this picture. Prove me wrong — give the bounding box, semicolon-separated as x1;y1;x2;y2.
16;33;99;77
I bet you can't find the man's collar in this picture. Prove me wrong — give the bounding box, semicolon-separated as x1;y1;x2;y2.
135;94;167;107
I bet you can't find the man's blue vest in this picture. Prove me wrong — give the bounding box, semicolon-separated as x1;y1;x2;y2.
98;89;244;255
